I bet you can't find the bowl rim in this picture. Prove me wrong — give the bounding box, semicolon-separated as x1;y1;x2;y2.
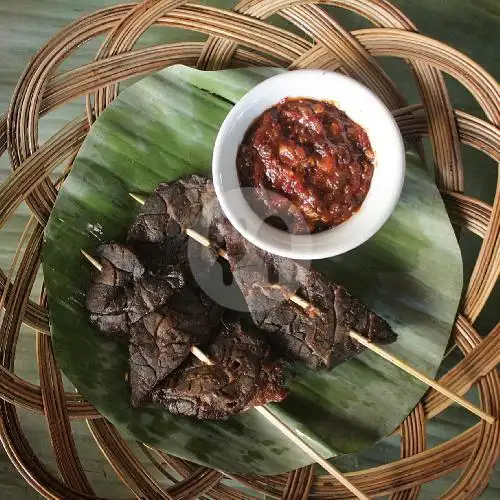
212;69;405;260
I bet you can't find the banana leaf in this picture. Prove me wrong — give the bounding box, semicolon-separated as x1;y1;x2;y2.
42;65;462;475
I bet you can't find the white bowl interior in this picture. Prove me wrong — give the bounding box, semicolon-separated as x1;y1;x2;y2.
212;70;405;259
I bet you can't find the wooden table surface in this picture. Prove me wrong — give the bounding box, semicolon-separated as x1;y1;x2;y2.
0;1;498;498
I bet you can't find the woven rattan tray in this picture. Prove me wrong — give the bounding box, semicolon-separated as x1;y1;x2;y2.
0;0;498;498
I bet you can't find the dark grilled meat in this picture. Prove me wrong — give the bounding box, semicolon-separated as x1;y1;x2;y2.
151;319;287;419
127;266;186;324
217;219;397;369
86;243;144;337
127;175;223;274
86;242;188;337
85;242;221;407
129;286;221;407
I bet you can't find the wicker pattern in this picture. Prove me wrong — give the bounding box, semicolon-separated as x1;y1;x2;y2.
0;0;498;497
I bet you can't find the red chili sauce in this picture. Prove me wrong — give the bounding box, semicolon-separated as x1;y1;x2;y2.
237;98;375;234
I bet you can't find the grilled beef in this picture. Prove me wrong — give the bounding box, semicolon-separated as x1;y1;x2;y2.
217;219;397;369
86;243;221;407
129;285;221;406
86;243;144;337
152;319;287;419
127;175;223;275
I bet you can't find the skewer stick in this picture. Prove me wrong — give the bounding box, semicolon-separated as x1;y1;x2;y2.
186;228;228;260
129;194;496;425
129;192;146;205
81;250;103;272
190;345;214;366
252;405;367;497
349;331;495;424
81;249;368;499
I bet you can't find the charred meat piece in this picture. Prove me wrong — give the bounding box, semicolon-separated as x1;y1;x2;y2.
217;219;397;369
151;320;287;419
86;243;186;337
95;242;145;283
127;175;223;274
85;238;222;408
86;243;144;337
87;285;129;337
328;285;397;366
129;286;221;407
127;267;186;324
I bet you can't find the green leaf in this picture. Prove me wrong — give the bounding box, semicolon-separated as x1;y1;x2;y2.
43;65;462;475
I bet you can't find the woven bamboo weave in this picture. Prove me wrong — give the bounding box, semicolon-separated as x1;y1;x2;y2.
0;0;499;498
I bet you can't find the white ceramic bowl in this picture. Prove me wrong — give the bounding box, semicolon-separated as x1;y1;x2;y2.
212;69;405;260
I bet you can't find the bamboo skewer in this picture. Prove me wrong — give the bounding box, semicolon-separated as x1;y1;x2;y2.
81;250;369;499
81;250;103;273
128;192;495;425
349;331;494;423
129;192;148;206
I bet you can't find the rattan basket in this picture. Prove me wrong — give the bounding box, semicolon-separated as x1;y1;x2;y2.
0;0;499;498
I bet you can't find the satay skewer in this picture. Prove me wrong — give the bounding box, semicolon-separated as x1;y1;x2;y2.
81;250;369;500
127;192;495;425
185;228;495;424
